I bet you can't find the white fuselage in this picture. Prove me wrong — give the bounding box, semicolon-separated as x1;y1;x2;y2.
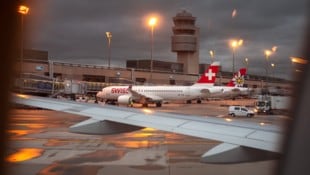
208;86;249;98
97;85;220;103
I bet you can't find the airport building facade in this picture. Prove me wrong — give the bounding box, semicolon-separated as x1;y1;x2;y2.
15;49;292;96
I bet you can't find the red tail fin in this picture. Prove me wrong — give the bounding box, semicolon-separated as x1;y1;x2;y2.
196;62;220;85
227;68;247;87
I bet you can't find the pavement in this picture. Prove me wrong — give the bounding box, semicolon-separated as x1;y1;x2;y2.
5;99;284;175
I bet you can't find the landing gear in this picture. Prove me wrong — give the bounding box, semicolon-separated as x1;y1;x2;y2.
142;103;148;107
186;100;192;104
155;102;162;107
197;99;202;104
106;100;116;105
128;101;134;107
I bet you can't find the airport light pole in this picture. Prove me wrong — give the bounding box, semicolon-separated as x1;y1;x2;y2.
264;50;272;80
271;63;275;80
209;50;214;64
244;57;249;71
105;32;112;69
18;5;29;75
244;57;249;79
230;39;243;75
148;17;157;83
244;57;249;67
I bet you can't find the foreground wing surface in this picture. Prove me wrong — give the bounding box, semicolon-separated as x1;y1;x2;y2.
12;94;284;163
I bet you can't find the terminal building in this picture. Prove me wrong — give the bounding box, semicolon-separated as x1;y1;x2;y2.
126;59;184;73
15;49;292;96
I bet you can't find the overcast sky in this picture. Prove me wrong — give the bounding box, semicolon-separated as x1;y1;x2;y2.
23;0;308;80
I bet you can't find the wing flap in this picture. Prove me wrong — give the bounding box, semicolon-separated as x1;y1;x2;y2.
200;89;211;96
69;118;143;135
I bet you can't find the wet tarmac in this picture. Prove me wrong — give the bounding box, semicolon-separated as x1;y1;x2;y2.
5;99;282;175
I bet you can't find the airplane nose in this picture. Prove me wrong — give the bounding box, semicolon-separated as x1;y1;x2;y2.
96;91;103;98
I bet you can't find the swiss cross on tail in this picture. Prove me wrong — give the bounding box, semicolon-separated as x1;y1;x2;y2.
196;62;220;84
227;68;247;87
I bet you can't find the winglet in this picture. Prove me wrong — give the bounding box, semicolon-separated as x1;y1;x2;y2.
195;61;220;85
227;68;247;87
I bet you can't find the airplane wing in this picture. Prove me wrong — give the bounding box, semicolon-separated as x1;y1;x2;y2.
11;93;284;163
229;88;241;92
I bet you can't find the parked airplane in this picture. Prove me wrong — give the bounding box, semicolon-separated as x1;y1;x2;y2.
97;63;249;107
207;68;250;99
96;62;223;107
12;93;283;163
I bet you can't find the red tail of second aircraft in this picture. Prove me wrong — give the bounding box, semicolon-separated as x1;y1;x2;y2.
194;61;220;85
227;68;247;87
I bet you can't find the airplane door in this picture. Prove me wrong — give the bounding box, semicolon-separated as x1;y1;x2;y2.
184;87;190;98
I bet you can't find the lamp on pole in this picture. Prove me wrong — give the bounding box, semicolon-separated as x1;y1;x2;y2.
18;5;29;75
244;57;249;67
105;32;112;68
209;50;214;63
244;57;249;72
264;50;272;78
230;39;243;75
148;17;157;83
263;49;272;88
271;63;275;80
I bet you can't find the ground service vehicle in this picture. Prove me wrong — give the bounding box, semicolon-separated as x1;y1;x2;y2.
228;106;255;117
254;95;291;114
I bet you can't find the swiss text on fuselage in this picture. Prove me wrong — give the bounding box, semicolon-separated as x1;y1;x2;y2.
111;88;129;94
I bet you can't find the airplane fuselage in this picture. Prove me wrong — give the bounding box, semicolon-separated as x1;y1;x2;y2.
98;85;209;102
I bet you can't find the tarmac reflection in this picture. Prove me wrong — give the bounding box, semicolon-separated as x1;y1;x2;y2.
6;107;277;175
6;148;43;162
7;130;31;137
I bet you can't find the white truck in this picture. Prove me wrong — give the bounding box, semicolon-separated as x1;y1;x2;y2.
254;95;291;114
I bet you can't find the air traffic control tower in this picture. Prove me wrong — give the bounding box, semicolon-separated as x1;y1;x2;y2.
171;10;199;74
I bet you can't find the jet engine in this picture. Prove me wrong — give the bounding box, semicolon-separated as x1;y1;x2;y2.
117;95;133;105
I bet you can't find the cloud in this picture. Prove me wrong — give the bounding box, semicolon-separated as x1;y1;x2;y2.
24;0;308;80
